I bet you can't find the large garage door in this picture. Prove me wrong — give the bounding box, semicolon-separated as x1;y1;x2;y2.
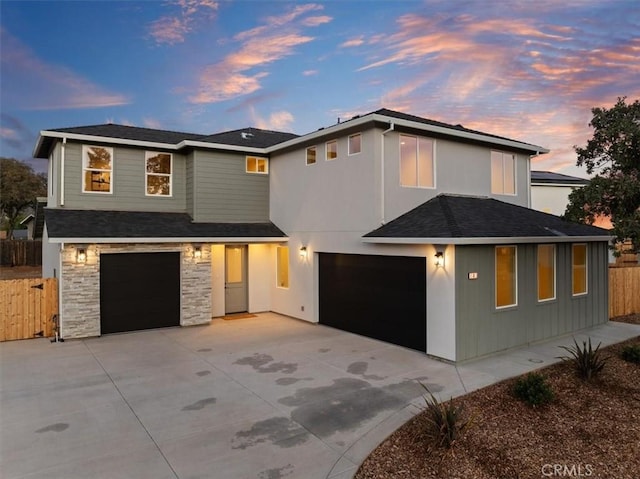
100;252;180;334
319;253;426;351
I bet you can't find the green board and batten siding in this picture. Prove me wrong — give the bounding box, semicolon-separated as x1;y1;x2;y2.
455;242;609;361
61;143;187;212
192;150;270;223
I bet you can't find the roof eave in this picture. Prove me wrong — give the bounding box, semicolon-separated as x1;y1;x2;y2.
47;236;289;244
362;235;612;245
267;113;549;155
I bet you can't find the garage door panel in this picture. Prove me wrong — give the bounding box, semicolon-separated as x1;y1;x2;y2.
100;252;180;334
319;253;426;351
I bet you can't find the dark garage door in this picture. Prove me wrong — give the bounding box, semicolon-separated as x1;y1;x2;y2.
319;253;426;351
100;252;180;334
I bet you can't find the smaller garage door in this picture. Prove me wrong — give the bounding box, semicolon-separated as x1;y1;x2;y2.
100;252;180;334
319;253;426;351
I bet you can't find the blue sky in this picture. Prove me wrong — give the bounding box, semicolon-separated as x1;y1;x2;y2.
1;0;638;177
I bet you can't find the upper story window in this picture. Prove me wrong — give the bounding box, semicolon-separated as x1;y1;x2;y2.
348;133;361;155
146;152;172;196
496;245;517;308
400;134;434;188
537;244;556;302
572;244;588;296
306;146;317;165
82;145;113;194
491;151;516;195
246;156;268;174
326;140;337;161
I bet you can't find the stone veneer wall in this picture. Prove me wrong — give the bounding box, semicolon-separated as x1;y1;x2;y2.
60;243;212;339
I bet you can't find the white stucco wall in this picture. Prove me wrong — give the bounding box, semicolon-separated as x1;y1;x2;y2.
426;244;456;361
530;184;576;216
248;243;272;313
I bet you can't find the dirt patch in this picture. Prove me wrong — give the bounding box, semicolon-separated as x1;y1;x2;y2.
611;313;640;325
355;335;640;479
0;265;42;280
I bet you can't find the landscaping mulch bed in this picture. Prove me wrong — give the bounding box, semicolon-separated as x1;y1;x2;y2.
356;320;640;479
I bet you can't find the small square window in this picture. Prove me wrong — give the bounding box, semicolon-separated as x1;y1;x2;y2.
326;140;337;161
348;133;361;155
306;146;316;165
246;156;268;174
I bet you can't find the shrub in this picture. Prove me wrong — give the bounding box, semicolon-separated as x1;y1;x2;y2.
558;338;607;380
621;344;640;364
513;372;554;407
420;384;470;449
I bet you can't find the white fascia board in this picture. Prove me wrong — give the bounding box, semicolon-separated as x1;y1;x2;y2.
48;237;289;244
36;131;180;152
179;140;267;154
266;113;549;155
36;131;270;156
362;235;612;245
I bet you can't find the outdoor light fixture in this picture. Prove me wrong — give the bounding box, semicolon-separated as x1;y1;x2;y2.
76;247;87;264
434;251;444;268
193;245;202;259
299;246;307;259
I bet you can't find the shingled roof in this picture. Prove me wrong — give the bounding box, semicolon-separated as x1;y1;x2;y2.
531;171;590;185
364;194;610;242
44;209;287;241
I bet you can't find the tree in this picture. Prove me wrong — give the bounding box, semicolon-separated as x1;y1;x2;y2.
564;97;640;254
0;158;47;240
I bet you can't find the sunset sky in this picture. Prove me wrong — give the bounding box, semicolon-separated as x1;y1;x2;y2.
1;0;638;177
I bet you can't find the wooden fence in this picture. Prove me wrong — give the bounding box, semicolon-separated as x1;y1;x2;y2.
0;278;57;341
609;265;640;318
0;240;42;266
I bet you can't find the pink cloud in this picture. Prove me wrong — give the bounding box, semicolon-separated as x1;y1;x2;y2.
189;4;330;104
250;109;294;131
0;29;128;110
341;36;364;48
148;0;219;45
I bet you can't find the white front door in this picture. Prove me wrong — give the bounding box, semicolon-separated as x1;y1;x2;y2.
225;245;247;314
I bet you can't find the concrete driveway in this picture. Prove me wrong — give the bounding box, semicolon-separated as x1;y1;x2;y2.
2;313;639;479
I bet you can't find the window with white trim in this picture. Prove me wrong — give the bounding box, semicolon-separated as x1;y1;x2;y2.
348;133;361;155
326;140;337;161
277;246;289;288
572;244;587;296
491;151;516;195
400;134;434;187
145;152;172;196
306;146;317;165
496;246;517;308
82;145;113;193
537;244;556;301
246;156;268;174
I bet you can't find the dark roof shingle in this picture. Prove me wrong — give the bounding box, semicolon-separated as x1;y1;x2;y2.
364;194;610;240
44;209;287;239
531;170;590;185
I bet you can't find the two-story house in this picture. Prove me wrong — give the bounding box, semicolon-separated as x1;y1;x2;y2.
33;109;610;361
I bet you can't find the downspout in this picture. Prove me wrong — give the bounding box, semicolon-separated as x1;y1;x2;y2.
60;137;66;206
380;122;395;225
528;151;539;209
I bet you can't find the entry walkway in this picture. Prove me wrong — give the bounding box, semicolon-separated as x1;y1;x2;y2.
1;313;638;479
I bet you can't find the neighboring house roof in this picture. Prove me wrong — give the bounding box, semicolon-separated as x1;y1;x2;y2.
43;209;287;243
363;194;611;244
19;214;34;226
531;171;590;185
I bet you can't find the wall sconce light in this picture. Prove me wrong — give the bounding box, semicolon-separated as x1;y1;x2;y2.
193;245;202;259
76;247;87;264
299;246;307;259
434;251;444;268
